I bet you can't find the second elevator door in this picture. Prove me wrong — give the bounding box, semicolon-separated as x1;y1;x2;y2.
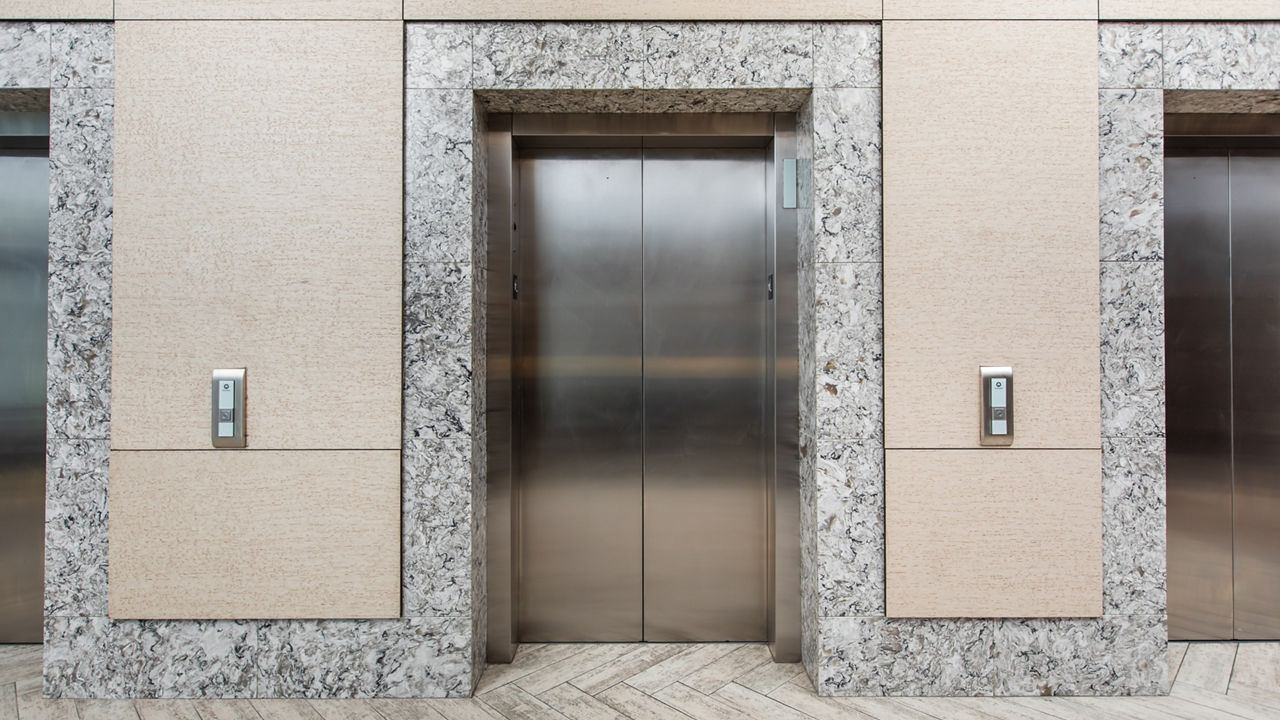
516;146;768;643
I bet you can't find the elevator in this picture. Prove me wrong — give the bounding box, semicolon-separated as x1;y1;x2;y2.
1166;125;1280;640
0;109;49;644
485;113;800;658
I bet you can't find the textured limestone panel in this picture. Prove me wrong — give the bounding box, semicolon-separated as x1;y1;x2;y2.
1103;1;1280;20
992;615;1167;696
1100;261;1165;438
1100;90;1163;262
254;619;472;698
812;88;881;263
1103;438;1166;616
814;23;881;89
110;21;403;450
815;262;883;442
818;617;997;696
816;439;884;617
645;23;813;89
405;0;881;20
44;617;257;698
883;1;1096;20
0;1;111;19
883;20;1101;449
44;439;108;618
473;22;643;89
108;450;401;619
1164;23;1280;89
50;22;112;88
0;21;48;87
406;22;472;89
114;0;400;20
1099;23;1163;89
885;449;1103;618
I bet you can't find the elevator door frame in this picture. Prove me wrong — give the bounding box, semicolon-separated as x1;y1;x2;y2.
485;113;801;662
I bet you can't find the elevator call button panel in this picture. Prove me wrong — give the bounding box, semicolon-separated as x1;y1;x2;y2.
980;366;1013;446
211;368;246;448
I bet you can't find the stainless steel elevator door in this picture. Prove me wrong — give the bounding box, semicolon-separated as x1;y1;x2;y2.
1228;154;1280;640
642;148;768;642
0;143;49;643
1167;145;1280;640
1166;154;1234;641
515;145;768;643
515;148;646;642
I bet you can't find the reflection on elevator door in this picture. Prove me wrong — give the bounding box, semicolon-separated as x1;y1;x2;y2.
0;119;49;644
515;147;768;642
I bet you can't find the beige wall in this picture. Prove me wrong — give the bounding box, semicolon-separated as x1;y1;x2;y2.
883;0;1095;20
114;0;400;20
9;1;1280;21
109;450;400;619
404;0;879;19
1101;0;1280;19
0;0;110;18
881;20;1102;616
109;20;404;619
885;450;1102;617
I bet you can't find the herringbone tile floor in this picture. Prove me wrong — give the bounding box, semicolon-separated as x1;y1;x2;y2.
3;641;1279;719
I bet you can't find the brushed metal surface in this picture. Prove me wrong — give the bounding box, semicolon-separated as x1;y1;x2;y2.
514;147;646;642
486;114;518;662
495;113;796;652
1228;153;1280;640
769;114;801;662
1165;151;1235;641
0;143;48;643
642;147;769;642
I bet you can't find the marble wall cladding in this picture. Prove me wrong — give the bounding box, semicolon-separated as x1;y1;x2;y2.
46;301;110;440
992;615;1167;696
1100;89;1163;262
403;262;474;443
814;23;880;89
812;88;881;263
49;86;113;264
1099;23;1162;89
51;22;113;88
402;439;473;617
1165;23;1280;90
474;23;643;89
44;439;108;618
814;262;883;442
1103;438;1167;617
0;22;49;87
818;618;997;697
815;439;883;617
254;619;472;698
406;22;472;89
645;23;813;89
406;89;473;263
1100;261;1165;439
45;617;257;698
798;431;820;681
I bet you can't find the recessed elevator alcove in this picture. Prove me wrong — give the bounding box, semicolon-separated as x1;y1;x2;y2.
484;113;801;659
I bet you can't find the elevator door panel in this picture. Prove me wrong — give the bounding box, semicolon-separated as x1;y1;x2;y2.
516;149;645;642
643;148;768;642
0;146;48;644
1165;154;1234;641
1229;155;1280;639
